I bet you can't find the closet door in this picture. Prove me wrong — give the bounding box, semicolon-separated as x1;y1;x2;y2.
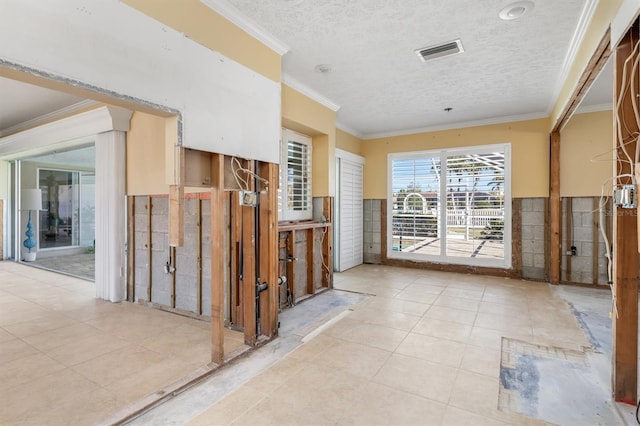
337;154;364;272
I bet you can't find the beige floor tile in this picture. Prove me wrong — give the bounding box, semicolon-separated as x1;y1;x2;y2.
395;288;440;304
479;300;528;316
1;312;77;338
468;327;508;350
373;353;458;403
441;287;485;300
0;338;39;364
424;305;478;325
442;406;508;425
0;327;15;343
0;304;50;327
330;321;408;351
245;355;306;394
475;311;532;333
71;344;168;387
349;306;421;331
412;317;472;343
361;296;430;316
270;363;367;414
46;332;130;366
188;386;266;426
434;294;482;311
337;381;447;425
395;332;466;367
460;344;501;377
287;333;341;362
22;322;103;351
403;282;447;295
314;339;392;378
0;367;103;423
0;352;66;391
107;355;200;404
231;395;339;425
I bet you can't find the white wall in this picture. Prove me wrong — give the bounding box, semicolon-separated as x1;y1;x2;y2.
0;0;281;164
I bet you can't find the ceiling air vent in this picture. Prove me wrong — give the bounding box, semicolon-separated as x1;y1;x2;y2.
415;39;464;62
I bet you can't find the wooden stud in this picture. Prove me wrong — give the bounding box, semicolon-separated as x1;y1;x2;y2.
242;160;257;346
287;230;296;304
593;197;600;285
127;196;135;302
543;198;550;281
511;198;522;276
307;228;315;294
230;191;243;327
612;23;639;404
169;185;184;247
322;197;334;288
565;198;573;283
549;131;561;284
210;153;225;364
196;194;202;315
170;246;177;308
147;196;152;302
381;199;388;263
258;162;279;337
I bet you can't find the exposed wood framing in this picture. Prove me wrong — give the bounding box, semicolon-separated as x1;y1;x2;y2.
210;153;225;364
286;230;296;303
196;194;202;315
241;161;257;345
170;246;177;308
307;229;315;294
322;197;334;288
592;198;600;285
549;131;561;284
565;198;573;283
230;191;243;327
381;199;388;263
612;22;639;404
552;29;611;132
127;196;135;301
0;200;3;260
258;162;279;337
511;198;522;276
146;196;152;302
169;185;184;247
543;198;550;281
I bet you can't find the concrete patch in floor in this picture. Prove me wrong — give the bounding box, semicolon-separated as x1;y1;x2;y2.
499;338;619;425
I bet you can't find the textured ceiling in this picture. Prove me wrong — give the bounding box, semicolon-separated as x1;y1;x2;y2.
227;0;589;138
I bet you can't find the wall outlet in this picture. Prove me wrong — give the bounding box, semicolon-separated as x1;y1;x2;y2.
239;190;257;207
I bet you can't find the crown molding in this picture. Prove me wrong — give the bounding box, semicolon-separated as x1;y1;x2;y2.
0;99;99;138
282;73;341;112
361;112;548;140
200;0;290;56
547;0;599;114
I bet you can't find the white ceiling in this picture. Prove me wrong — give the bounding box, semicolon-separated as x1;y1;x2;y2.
226;0;600;137
0;0;611;142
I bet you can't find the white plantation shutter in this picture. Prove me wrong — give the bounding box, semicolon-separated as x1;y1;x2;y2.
279;129;312;221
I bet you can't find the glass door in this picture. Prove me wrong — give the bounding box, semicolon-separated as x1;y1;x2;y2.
38;169;80;249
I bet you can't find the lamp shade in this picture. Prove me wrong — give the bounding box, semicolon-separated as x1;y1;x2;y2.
21;189;42;211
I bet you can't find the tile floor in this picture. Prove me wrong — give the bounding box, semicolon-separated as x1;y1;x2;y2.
0;261;246;426
140;264;616;425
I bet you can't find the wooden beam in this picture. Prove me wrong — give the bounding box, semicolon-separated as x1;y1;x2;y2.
322;197;334;288
230;191;242;327
170;246;176;308
592;197;600;285
552;29;611;132
307;228;315;294
259;162;279;337
169;185;184;247
210;153;225;364
549;131;561;284
146;196;152;302
565;198;573;283
242;161;257;345
287;230;296;304
196;194;202;315
127;196;135;302
511;198;522;276
612;22;639;404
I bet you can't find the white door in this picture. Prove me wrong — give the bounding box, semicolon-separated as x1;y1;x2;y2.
336;150;364;272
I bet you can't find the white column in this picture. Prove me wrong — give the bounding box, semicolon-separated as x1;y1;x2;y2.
95;130;126;302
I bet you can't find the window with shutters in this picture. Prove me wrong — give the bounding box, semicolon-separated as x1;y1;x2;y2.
387;143;511;268
279;129;312;221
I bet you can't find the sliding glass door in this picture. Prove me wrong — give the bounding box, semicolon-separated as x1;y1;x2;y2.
38;169;80;249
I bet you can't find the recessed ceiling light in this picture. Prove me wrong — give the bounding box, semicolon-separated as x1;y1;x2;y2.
499;1;534;20
314;64;332;74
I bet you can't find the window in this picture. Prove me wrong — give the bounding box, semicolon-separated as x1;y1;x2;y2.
388;143;511;268
279;129;312;221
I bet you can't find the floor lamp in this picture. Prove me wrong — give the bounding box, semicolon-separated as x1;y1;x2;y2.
21;189;42;262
